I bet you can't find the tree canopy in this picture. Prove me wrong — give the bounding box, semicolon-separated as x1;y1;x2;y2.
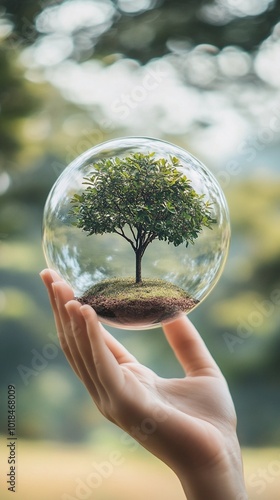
71;152;216;282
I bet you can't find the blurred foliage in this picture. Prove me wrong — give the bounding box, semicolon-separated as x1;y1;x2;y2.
3;0;280;61
0;0;279;452
94;0;280;61
0;41;39;164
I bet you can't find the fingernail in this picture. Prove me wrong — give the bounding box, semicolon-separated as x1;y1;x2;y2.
50;269;59;282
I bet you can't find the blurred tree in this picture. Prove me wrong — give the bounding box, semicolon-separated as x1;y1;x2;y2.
0;41;39;165
95;0;280;61
2;0;280;64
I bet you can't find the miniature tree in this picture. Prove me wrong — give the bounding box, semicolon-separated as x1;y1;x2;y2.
70;153;216;284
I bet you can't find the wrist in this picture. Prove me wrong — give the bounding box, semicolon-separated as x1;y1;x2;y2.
175;435;247;500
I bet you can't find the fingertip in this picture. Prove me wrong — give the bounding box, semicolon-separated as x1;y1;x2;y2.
162;311;188;325
162;312;193;333
40;268;63;286
65;299;81;314
51;280;70;291
162;312;220;376
51;281;74;307
39;268;52;286
51;280;64;294
80;304;97;319
80;306;101;331
49;269;63;282
80;304;91;312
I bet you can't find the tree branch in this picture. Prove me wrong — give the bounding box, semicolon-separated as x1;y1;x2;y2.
114;227;136;251
127;222;137;242
139;231;157;257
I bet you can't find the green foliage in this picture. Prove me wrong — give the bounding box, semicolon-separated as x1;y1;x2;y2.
71;153;216;282
0;42;39;161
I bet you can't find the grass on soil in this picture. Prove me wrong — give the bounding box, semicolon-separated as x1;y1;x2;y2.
78;277;199;326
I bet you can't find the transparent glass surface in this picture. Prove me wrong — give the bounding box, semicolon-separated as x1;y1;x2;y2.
42;136;230;330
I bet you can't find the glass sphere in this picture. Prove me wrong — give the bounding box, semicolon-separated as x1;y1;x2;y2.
42;136;230;330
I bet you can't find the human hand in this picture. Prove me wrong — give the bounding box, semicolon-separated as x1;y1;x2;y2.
40;269;247;500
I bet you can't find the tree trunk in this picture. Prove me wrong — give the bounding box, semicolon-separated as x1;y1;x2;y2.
135;250;142;284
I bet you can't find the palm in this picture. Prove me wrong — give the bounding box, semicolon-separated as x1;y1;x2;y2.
108;358;236;469
116;361;227;422
155;374;231;424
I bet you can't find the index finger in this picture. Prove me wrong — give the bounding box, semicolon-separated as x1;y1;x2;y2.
162;314;221;377
40;268;74;337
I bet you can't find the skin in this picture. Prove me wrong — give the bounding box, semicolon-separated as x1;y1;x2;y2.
40;268;247;500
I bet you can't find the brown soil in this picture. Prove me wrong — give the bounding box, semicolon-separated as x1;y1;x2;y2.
77;294;199;327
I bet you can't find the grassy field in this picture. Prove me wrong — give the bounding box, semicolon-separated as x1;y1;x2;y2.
0;438;280;499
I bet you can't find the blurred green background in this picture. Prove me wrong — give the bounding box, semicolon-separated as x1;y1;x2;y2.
0;0;280;498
